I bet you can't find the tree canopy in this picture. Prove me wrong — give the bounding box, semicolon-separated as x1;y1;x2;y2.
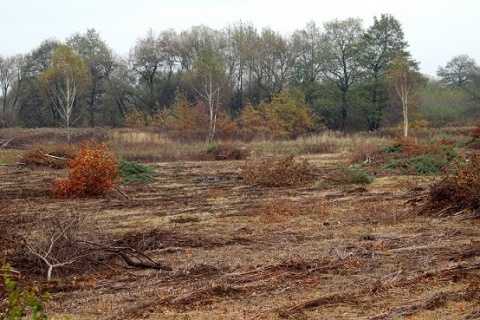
0;17;479;138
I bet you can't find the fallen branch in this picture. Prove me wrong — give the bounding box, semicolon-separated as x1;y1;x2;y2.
81;240;172;271
21;218;78;281
367;289;477;320
321;175;343;183
278;292;356;317
0;163;25;167
0;138;14;149
113;185;130;200
38;151;69;161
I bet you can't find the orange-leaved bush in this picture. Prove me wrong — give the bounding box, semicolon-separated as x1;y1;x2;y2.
52;142;121;198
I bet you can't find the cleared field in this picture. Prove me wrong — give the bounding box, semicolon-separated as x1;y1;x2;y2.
1;150;479;320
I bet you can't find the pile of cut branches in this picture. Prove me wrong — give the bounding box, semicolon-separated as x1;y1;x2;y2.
352;136;457;176
242;155;316;187
417;152;480;218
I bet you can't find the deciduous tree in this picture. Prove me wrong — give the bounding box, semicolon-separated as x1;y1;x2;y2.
387;54;421;137
362;14;409;131
67;29;114;126
0;54;26;126
260;88;316;139
41;45;91;140
437;54;479;88
189;45;227;141
291;21;326;105
322;18;365;131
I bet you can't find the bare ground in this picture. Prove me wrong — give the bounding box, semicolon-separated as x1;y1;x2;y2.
1;153;479;319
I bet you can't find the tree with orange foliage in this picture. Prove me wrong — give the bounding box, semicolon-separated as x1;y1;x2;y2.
238;103;268;141
151;93;209;141
124;109;149;127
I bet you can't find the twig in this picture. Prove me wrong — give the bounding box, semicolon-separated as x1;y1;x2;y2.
113;185;130;200
0;163;25;167
321;175;343;183
79;240;172;271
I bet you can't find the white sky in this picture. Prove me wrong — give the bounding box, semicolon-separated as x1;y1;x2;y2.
1;0;479;77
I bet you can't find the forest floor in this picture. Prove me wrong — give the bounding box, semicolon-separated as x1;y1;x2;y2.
1;153;480;319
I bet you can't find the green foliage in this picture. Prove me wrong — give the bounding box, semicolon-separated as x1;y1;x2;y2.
382;143;401;153
341;163;375;184
379;136;457;175
205;144;218;154
119;160;156;184
2;264;51;320
247;88;317;140
381;154;447;175
40;45;91;132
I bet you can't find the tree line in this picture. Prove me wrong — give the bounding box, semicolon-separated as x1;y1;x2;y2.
0;14;479;140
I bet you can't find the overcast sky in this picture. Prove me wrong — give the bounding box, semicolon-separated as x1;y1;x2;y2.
1;0;479;77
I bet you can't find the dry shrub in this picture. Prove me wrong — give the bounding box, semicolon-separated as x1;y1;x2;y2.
388;136;455;158
349;145;385;164
52;142;120;198
418;153;480;217
242;155;316;187
210;144;250;160
22;144;75;169
393;136;436;157
200;144;250;161
472;124;480;139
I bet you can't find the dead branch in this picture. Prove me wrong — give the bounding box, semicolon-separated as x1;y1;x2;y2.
20;215;81;281
113;185;130;200
0;163;25;167
80;240;172;271
321;175;343;183
278;292;355;317
38;150;68;161
22;236;76;281
117;252;171;270
367;289;477;320
0;138;14;149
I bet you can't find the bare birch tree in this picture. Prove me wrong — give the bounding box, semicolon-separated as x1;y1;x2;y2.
190;45;227;141
387;54;420;137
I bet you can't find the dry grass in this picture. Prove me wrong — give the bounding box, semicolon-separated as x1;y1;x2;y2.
1;127;480;319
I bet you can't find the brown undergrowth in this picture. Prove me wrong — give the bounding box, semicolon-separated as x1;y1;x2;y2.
418;152;480;217
241;155;317;187
1;146;480;319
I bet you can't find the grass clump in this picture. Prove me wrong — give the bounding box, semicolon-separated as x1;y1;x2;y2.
119;160;156;184
242;155;316;187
